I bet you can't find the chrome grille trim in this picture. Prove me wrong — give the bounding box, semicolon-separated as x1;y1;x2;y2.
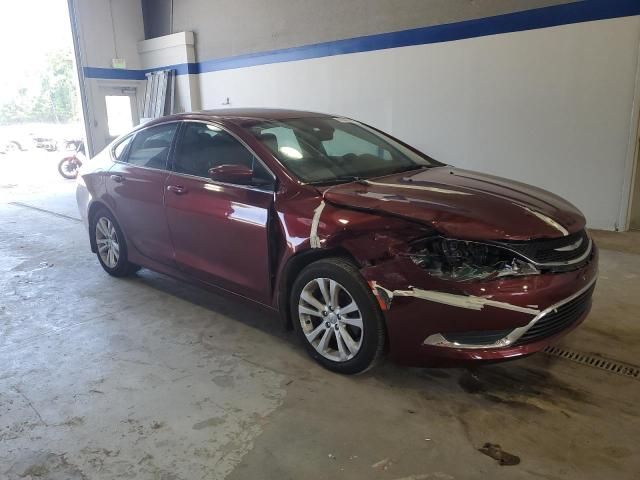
490;230;592;268
499;237;593;268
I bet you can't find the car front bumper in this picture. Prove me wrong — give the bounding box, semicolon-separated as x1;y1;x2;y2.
361;244;598;367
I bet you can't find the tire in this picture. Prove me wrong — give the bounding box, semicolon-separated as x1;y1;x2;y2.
91;208;140;277
58;157;80;179
5;141;21;153
290;257;386;374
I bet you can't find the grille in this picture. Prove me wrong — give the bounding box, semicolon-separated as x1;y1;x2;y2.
514;284;595;346
443;329;512;345
497;230;590;265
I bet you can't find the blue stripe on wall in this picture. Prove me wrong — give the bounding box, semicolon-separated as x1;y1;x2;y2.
83;62;197;80
83;67;147;80
83;0;640;80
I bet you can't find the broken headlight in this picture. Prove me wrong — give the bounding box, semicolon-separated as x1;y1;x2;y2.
407;237;539;282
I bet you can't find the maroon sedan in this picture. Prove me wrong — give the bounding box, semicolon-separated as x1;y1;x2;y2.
77;109;597;374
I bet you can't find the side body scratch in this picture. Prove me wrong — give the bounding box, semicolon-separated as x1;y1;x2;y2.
365;180;472;196
310;200;326;248
370;282;540;315
521;206;569;236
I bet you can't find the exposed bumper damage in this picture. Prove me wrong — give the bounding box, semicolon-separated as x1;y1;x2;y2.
306;197;598;367
361;249;598;366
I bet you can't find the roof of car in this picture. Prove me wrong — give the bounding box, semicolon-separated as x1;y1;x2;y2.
153;108;333;126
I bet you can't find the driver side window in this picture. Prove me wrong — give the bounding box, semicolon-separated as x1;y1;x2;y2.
174;122;274;188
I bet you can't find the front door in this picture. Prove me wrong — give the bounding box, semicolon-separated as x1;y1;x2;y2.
107;122;179;266
164;121;275;304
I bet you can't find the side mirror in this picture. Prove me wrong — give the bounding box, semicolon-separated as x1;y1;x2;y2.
208;164;253;185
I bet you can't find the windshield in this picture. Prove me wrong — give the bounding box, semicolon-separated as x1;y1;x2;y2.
245;116;441;184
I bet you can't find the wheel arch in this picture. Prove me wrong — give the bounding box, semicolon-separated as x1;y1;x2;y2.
277;247;360;330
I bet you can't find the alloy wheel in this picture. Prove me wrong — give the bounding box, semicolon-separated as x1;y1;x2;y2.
298;278;364;362
95;217;120;268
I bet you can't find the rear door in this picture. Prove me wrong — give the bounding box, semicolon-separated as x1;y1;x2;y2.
107;122;179;266
164;121;276;304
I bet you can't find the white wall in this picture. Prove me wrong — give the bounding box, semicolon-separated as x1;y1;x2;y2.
197;16;640;231
74;0;144;69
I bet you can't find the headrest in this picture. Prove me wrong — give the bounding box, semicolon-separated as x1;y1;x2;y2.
144;138;169;149
259;133;279;154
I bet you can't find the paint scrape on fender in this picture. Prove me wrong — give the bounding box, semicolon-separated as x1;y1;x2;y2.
310;200;326;248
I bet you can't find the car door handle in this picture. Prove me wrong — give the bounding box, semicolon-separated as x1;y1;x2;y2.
110;174;124;183
167;185;188;195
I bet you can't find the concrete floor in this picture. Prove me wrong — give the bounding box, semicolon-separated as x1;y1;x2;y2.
1;152;639;479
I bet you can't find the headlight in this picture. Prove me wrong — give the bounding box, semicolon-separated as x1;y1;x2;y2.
407;237;539;282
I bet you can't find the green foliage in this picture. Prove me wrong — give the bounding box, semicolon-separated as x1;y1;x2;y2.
0;49;79;124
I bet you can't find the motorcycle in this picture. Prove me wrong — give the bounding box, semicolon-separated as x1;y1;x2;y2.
58;140;86;179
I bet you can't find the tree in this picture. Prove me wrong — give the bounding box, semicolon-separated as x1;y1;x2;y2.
0;48;79;125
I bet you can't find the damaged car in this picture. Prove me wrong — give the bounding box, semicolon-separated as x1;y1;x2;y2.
77;109;597;374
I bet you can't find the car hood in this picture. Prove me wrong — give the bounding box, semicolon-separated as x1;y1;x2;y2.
321;167;585;241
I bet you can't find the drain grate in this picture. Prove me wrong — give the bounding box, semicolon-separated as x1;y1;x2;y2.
543;346;640;379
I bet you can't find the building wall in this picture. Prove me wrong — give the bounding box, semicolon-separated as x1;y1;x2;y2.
70;0;146;153
196;15;640;231
74;1;640;231
74;0;145;69
169;0;575;60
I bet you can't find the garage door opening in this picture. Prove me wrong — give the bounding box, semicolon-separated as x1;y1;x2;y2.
0;0;86;219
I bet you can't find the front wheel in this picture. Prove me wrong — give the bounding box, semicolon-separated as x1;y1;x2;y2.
58;157;81;179
290;257;386;374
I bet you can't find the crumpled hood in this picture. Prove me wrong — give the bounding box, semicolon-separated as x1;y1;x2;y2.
322;167;585;241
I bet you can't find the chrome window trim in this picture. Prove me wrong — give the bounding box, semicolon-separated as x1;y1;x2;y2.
423;275;597;350
110;120;182;168
111;160;169;175
174;119;277;191
109;133;134;162
166;169;276;194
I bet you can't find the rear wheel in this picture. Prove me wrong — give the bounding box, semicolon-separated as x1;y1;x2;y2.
290;257;386;374
91;208;140;277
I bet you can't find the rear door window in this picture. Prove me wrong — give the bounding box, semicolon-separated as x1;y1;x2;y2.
125;123;178;169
